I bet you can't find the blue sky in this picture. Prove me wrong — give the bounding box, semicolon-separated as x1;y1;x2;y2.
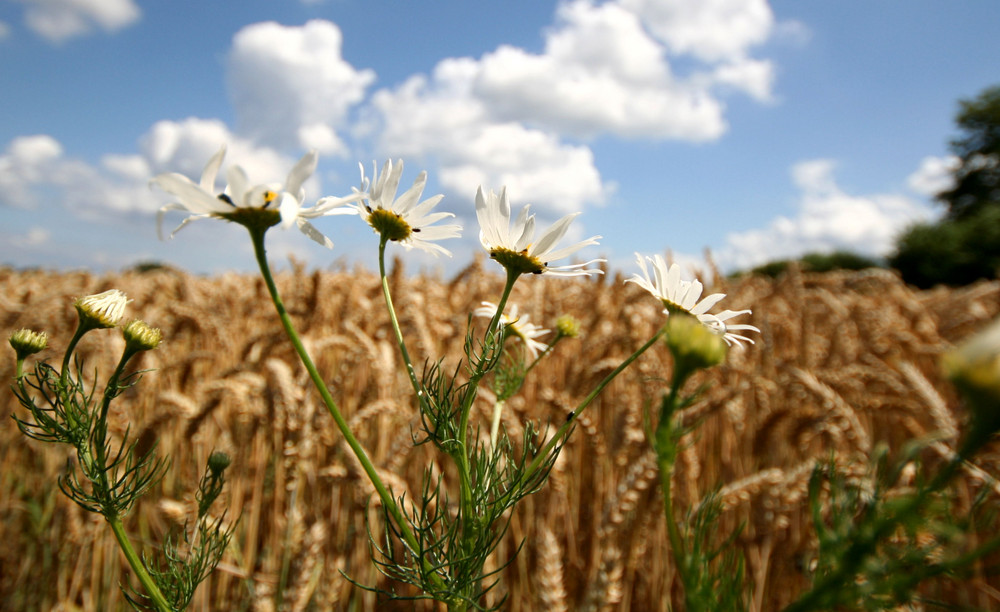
1;0;998;277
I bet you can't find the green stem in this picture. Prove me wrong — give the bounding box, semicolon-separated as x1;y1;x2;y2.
378;236;422;396
457;268;518;452
454;270;520;533
658;449;689;590
108;515;172;612
523;334;563;378
247;229;426;567
94;353;132;459
513;328;663;498
60;322;90;385
783;451;966;612
654;371;692;595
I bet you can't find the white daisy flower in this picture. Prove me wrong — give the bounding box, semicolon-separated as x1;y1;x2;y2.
153;147;358;247
475;186;603;277
626;253;759;346
74;289;130;329
474;301;550;359
330;159;462;256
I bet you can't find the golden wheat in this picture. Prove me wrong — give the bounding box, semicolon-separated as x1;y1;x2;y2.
2;263;999;610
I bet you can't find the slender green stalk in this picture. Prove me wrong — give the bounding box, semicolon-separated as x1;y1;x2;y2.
60;323;88;385
655;373;691;594
247;229;426;567
378;236;422;396
93;353;132;480
455;270;519;540
783;452;966;612
513;329;663;497
456;269;518;460
658;453;689;588
108;515;172;612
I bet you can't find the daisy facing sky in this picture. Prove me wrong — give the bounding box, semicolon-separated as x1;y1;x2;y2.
337;159;462;257
475;186;603;277
627;253;759;346
153;147;360;247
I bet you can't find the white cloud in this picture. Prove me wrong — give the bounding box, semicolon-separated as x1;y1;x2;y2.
15;0;140;43
0;133;152;214
0;119;333;223
227;20;376;155
372;64;607;216
471;1;730;140
0;135;65;208
0;20;11;39
21;226;50;246
907;155;959;198
621;0;773;62
365;0;784;219
717;159;941;269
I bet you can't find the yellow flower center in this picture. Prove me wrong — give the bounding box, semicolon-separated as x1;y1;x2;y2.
368;208;413;242
490;247;545;275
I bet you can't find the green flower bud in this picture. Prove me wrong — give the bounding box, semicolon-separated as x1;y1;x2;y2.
942;317;1000;443
555;314;581;339
207;451;232;476
75;289;129;330
9;328;48;360
664;313;728;374
122;319;162;352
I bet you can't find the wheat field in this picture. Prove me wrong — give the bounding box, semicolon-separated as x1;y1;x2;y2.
2;260;999;611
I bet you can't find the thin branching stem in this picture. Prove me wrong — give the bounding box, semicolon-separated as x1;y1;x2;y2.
783;451;967;612
248;228;438;586
455;269;519;522
511;328;663;502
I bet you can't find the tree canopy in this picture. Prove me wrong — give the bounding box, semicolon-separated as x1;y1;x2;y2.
938;85;1000;220
889;85;1000;288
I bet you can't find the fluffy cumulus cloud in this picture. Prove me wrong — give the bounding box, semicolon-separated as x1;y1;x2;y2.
717;159;942;269
0;134;151;214
227;20;376;155
0;118;329;220
14;0;140;42
473;1;727;140
621;0;774;62
907;155;959;198
372;59;606;215
369;0;781;217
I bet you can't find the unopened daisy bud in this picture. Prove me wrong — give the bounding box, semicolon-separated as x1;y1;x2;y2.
555;315;581;339
207;451;232;476
75;289;129;330
9;329;48;360
665;313;728;375
942;317;1000;446
122;320;162;352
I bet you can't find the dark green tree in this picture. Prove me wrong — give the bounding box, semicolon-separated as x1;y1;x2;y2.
939;85;1000;220
890;85;1000;287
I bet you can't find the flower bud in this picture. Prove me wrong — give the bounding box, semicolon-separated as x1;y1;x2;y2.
942;317;1000;443
207;451;232;476
75;289;129;329
122;319;163;352
555;314;581;339
665;313;728;374
9;328;48;360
